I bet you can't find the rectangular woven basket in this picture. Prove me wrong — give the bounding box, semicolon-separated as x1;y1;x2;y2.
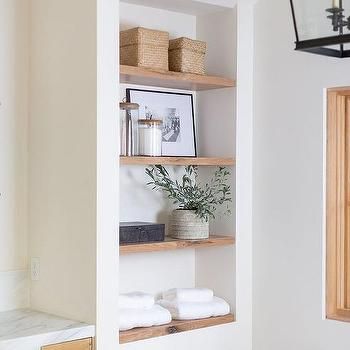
120;27;169;70
169;37;207;75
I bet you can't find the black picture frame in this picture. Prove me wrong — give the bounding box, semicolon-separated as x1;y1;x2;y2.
126;88;197;157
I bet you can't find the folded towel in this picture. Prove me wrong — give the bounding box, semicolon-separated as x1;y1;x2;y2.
119;305;172;331
162;288;214;303
119;292;155;309
157;296;230;321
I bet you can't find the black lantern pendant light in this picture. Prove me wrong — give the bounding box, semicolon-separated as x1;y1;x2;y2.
290;0;350;57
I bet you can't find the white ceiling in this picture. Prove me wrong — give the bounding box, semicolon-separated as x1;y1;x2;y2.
120;0;236;16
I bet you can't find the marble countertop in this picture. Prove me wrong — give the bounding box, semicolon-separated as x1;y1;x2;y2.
0;309;94;350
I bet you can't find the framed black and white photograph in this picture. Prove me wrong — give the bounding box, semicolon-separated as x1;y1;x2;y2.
126;88;196;157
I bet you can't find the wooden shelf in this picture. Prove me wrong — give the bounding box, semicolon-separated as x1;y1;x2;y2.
120;156;235;166
120;65;236;91
119;314;235;344
120;235;235;254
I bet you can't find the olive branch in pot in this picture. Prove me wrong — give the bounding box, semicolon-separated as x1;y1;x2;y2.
145;165;232;222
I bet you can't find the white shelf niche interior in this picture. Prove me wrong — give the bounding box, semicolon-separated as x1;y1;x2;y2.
119;1;237;347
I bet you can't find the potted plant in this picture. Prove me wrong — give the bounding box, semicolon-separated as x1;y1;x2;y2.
146;165;232;240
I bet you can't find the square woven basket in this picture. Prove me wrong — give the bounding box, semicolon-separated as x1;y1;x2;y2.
120;27;169;70
169;37;207;75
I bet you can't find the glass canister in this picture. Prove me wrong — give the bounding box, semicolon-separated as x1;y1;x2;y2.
138;119;163;157
120;102;139;156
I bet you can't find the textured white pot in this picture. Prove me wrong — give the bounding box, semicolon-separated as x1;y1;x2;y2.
170;209;209;240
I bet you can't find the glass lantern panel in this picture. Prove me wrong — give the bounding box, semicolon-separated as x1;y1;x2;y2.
292;0;350;41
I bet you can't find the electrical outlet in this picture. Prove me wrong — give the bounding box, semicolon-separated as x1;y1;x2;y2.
31;257;40;281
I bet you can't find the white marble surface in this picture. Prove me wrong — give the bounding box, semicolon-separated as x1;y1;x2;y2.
0;271;29;312
0;309;94;350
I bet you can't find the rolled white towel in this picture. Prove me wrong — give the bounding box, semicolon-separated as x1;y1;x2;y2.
162;288;214;303
157;296;230;321
119;305;172;331
119;292;155;309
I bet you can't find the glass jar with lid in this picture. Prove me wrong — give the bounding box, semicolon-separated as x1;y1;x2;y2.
119;102;139;156
138;119;163;157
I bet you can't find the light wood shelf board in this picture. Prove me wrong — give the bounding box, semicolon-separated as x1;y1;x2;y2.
42;338;92;350
120;156;235;166
120;65;236;91
119;314;235;344
120;235;235;254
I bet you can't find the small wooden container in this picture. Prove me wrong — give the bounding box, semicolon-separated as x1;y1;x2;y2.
120;27;169;70
169;37;207;75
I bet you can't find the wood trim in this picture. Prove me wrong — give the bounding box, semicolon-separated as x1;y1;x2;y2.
327;312;350;322
41;338;92;350
120;235;235;254
346;96;350;309
327;87;350;95
326;88;350;322
120;156;235;166
119;314;235;344
120;65;236;91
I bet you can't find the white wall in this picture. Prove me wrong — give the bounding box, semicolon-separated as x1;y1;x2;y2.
0;0;29;311
196;7;236;308
253;0;350;349
96;1;119;348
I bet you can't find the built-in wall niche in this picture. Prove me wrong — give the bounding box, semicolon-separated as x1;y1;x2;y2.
0;0;246;349
118;0;237;345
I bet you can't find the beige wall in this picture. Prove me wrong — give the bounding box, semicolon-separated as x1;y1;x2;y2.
253;0;350;349
0;0;28;273
29;0;97;323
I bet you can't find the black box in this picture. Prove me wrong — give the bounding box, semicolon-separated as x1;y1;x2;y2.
119;222;165;244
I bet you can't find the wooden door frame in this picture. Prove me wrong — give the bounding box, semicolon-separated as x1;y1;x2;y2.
326;87;350;322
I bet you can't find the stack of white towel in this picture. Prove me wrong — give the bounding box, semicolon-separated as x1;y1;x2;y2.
119;292;171;331
158;288;230;320
157;288;230;320
119;289;230;331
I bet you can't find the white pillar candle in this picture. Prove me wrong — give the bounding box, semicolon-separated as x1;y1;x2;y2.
333;0;340;8
139;126;162;156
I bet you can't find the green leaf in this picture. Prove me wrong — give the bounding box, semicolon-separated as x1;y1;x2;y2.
145;165;232;222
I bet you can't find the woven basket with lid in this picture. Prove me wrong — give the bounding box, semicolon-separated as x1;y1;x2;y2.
120;27;169;70
169;37;207;75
